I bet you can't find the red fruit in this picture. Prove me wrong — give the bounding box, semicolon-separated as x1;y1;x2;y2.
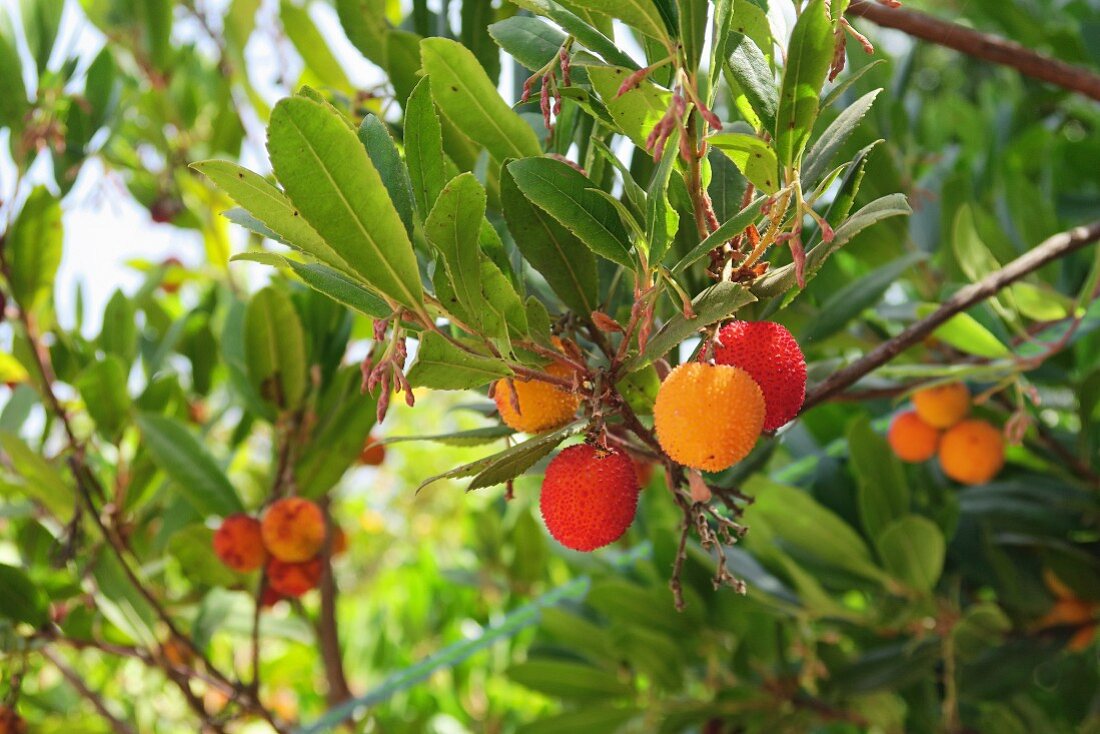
261;498;326;562
713;321;806;431
540;444;640;552
260;586;286;608
266;557;323;598
212;515;266;572
359;435;386;466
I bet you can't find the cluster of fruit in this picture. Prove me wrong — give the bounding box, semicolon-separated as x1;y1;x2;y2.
492;321;807;553
887;382;1006;485
212;498;345;604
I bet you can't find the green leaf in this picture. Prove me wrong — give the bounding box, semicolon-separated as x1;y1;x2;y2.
501;166;600;317
646;136;681;265
135;413;244;516
801;251;926;343
267;96;423;311
406;333;513;391
626;281;756;369
489;16;567;72
847;414;910;544
192;160;350;273
508;659;634;699
508;157;633;268
232;253;390;318
773;0;833;167
421;37;542;162
567;0;669;42
245;287;308;410
802;89;880;186
726;33;777;132
426;173;499;333
0;564;47;626
295;366;378;498
0;8;29;131
753;193;911;297
461;0;501;82
677;0;707;69
671;196;766;274
709;132;781;194
918;307;1010;359
335;0;387;65
877;515;946;593
21;0;64;74
0;429;72;519
744;476;886;583
358;114;416;236
76;356;131;441
508;0;639;69
280;0;351;92
99;290;138;363
404;77;447;218
467;425;583;490
8;186;63;313
586;65;671;149
377;426;515;447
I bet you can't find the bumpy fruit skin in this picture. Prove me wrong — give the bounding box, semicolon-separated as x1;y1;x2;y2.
913;382;970;429
887;411;940;462
493;361;580;433
212;514;266;572
938;419;1005;485
654;363;765;471
266;557;323;597
261;498;326;562
0;707;26;734
540;444;640;551
713;321;806;431
359;435;386;466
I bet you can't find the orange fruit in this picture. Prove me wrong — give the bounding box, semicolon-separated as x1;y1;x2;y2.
212;514;266;572
493;361;580;433
654;363;765;472
887;410;940;462
938;419;1005;485
260;498;326;562
913;382;970;429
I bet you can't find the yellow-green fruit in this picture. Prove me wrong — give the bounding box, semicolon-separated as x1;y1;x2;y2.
616;364;661;415
654;363;765;471
493;362;580;433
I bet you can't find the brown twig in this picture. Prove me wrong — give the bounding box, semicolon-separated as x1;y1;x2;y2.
846;1;1100;101
803;221;1100;410
41;648;138;734
317;501;352;708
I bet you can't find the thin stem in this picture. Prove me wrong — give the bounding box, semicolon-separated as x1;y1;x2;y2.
803;221;1100;410
846;1;1100;102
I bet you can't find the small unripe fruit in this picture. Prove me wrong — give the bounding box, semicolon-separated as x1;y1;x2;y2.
266;557;323;597
713;321;806;431
359;434;386;466
0;707;26;734
261;498;326;562
938;419;1004;485
913;382;970;429
887;411;940;462
540;444;640;551
493;361;580;433
212;514;266;572
654;363;765;472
